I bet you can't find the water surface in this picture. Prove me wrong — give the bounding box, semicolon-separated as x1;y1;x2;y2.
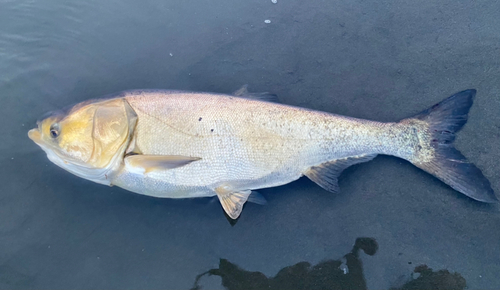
1;0;499;289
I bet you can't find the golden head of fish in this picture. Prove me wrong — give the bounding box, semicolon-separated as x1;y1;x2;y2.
28;98;137;185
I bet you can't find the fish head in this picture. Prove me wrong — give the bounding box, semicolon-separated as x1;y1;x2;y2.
28;98;137;184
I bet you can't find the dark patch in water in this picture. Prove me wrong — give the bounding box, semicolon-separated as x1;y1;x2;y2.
191;237;378;290
191;238;466;290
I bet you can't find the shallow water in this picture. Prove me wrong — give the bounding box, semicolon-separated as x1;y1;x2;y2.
1;0;499;289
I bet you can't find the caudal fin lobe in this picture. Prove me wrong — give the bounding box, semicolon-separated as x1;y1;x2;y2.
405;89;498;203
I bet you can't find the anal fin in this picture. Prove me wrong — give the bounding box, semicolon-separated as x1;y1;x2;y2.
304;154;377;193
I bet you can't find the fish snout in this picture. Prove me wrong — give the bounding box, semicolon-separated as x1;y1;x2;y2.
28;128;42;144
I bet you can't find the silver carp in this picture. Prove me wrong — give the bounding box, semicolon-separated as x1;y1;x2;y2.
28;87;497;219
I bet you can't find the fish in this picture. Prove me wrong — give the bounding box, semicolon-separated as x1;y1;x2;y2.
28;86;498;219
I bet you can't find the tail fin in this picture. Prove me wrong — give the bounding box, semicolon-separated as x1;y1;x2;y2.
405;89;498;203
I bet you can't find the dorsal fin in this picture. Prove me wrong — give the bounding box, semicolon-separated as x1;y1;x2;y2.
304;154;377;193
233;84;250;96
233;84;280;103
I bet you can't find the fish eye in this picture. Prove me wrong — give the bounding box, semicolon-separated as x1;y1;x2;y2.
49;123;60;138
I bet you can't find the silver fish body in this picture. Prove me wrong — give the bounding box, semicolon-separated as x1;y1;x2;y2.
115;91;398;195
28;88;498;219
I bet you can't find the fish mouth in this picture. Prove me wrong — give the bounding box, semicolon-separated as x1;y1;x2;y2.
28;128;43;145
28;127;68;161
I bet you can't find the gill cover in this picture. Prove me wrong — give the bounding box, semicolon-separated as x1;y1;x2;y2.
88;98;138;168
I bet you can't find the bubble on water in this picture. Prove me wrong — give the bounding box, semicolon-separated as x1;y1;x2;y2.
264;19;271;24
271;0;277;3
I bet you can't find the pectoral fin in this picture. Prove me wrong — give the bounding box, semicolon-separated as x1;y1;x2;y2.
304;154;377;193
124;155;201;174
215;186;252;219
